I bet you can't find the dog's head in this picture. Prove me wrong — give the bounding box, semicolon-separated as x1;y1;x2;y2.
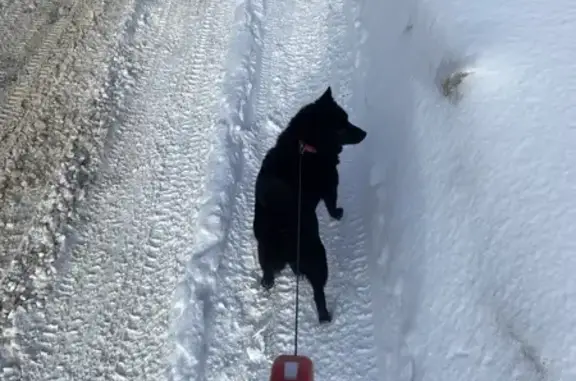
297;87;367;155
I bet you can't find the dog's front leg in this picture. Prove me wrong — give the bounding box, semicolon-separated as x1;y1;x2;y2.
324;185;343;220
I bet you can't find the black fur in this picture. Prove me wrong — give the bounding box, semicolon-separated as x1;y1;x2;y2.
252;87;367;323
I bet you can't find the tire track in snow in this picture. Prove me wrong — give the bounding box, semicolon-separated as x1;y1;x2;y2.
0;0;138;335
0;0;92;145
0;0;57;94
0;0;77;97
0;0;137;327
0;0;97;300
8;0;180;378
178;0;379;379
9;0;237;380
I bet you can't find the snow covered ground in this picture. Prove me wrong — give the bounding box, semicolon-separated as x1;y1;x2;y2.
0;0;136;326
364;0;576;379
2;0;576;380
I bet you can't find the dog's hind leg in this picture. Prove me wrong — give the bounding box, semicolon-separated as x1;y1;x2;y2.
311;280;332;323
257;242;282;290
303;244;332;323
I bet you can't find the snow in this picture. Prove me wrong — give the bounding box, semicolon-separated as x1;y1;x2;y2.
2;0;576;380
0;0;136;330
2;0;239;379
362;0;576;379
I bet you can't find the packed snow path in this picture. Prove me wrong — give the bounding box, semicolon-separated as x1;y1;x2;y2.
170;0;378;379
2;0;378;380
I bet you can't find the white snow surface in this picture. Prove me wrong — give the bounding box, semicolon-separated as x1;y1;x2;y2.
364;0;576;380
2;0;576;380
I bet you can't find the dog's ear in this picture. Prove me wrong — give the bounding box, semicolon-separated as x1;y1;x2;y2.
318;87;332;102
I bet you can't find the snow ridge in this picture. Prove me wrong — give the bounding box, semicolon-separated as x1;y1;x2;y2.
362;0;576;379
168;0;275;377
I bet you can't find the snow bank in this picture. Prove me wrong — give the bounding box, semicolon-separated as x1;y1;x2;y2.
359;0;576;379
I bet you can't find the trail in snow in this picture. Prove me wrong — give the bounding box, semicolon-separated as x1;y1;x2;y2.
171;0;379;380
4;0;236;379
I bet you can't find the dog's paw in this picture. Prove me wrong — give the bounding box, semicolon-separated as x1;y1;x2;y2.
318;311;332;324
330;207;344;220
260;276;275;290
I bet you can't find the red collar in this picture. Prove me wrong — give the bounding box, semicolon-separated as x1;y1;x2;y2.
299;141;317;154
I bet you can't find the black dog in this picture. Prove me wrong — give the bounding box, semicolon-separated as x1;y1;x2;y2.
252;87;367;323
